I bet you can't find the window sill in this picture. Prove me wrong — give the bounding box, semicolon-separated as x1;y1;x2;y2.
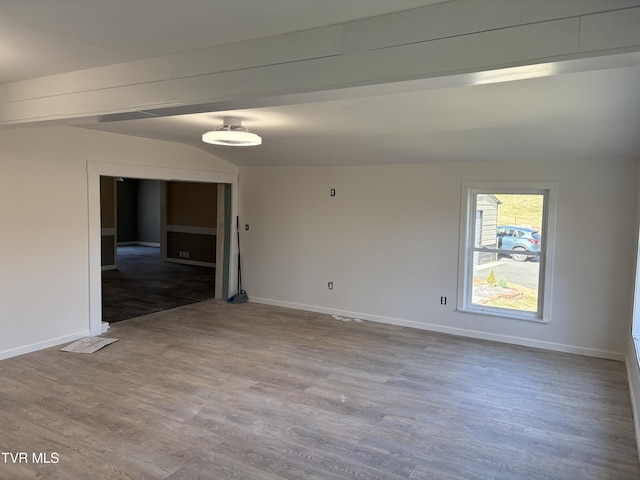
457;307;549;324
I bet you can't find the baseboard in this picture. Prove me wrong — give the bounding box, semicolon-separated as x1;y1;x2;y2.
0;330;91;361
117;242;160;247
249;297;626;361
166;258;215;268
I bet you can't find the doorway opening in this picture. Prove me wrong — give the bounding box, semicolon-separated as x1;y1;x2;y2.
88;163;238;336
99;177;232;323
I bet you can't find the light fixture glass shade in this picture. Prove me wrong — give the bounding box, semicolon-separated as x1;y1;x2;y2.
202;130;262;146
202;118;261;146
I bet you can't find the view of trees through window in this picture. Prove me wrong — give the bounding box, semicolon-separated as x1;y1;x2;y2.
470;192;545;315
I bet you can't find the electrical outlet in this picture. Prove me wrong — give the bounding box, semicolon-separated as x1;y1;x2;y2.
328;281;334;290
185;251;189;259
440;296;447;305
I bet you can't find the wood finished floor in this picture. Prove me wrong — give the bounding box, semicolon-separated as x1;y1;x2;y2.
102;245;215;323
1;301;638;479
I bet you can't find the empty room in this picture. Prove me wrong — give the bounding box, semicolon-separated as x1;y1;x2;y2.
2;1;640;479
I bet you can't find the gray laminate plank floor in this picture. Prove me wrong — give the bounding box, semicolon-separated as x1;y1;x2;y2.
1;300;638;479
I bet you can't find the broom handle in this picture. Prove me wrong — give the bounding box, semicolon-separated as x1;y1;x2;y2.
236;216;242;292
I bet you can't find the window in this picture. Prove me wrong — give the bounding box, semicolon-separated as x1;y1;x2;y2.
632;227;640;355
458;184;556;322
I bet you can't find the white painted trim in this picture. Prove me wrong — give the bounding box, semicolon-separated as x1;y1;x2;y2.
0;330;90;361
631;224;640;336
160;180;168;262
457;306;549;324
166;258;215;268
457;182;558;323
250;296;625;361
215;183;226;300
628;337;640;462
87;162;238;337
167;225;216;235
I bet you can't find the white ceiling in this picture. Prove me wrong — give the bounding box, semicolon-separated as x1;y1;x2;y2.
3;0;640;167
0;0;449;84
82;63;640;166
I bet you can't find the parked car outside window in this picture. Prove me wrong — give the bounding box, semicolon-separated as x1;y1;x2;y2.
496;225;541;262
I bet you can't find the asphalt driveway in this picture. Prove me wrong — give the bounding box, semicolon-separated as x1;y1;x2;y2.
474;257;539;290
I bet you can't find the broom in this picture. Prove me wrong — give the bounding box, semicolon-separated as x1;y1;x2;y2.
227;216;248;304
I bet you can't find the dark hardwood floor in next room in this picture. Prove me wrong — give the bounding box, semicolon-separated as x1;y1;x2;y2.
1;301;638;479
101;245;215;323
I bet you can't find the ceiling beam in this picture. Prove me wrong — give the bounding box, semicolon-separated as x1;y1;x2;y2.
1;0;639;127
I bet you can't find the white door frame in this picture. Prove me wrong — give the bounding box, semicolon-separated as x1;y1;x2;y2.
87;162;238;336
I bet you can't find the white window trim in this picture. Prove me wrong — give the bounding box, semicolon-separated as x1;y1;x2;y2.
457;182;557;323
631;225;640;367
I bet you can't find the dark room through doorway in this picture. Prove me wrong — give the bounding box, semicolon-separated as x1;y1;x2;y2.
100;177;231;323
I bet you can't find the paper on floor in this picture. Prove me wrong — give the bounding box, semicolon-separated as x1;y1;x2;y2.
60;337;118;354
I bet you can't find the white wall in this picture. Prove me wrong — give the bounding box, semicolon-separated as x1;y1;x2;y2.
0;126;237;359
239;159;637;358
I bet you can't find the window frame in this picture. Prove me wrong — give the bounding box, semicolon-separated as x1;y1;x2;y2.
457;182;557;323
631;226;640;364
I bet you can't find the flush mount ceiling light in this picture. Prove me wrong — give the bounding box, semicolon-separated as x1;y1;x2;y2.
202;117;262;146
